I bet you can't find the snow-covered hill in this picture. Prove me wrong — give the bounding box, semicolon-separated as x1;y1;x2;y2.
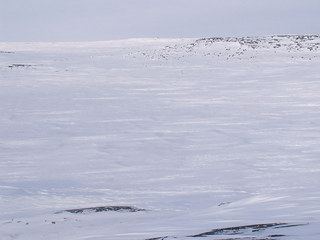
1;35;320;240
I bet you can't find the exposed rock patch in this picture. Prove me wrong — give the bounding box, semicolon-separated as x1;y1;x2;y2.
134;35;320;61
56;206;146;214
189;223;288;237
0;51;14;54
7;64;33;68
146;222;307;240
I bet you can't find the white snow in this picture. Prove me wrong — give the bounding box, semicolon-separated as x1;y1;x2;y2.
1;35;320;239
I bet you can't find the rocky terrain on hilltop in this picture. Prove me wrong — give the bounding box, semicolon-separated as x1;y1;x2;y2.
131;35;320;61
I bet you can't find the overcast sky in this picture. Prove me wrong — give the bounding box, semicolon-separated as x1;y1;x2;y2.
0;0;319;42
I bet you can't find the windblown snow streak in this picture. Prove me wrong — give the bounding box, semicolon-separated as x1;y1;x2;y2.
0;36;320;239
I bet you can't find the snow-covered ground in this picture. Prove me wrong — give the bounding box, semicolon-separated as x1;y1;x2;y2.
1;35;320;240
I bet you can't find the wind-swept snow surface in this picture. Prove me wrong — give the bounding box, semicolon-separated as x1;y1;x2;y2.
1;36;320;240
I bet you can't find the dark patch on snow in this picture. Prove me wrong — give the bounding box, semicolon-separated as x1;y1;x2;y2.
8;64;33;68
0;51;14;54
274;223;308;229
145;236;171;240
218;202;231;206
189;223;287;237
56;206;146;214
146;222;307;240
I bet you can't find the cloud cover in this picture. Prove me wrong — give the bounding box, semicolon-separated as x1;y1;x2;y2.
0;0;319;41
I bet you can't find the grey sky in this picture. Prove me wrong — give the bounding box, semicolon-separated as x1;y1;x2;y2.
0;0;319;42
